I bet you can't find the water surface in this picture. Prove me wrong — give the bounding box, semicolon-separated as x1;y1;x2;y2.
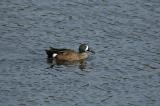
0;0;160;106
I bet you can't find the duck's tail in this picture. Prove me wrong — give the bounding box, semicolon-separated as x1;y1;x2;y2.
45;47;61;58
45;49;54;58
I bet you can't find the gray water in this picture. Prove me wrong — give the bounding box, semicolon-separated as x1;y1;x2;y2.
0;0;160;106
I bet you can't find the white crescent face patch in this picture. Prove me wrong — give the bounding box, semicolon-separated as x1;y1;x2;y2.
52;53;58;57
85;45;89;51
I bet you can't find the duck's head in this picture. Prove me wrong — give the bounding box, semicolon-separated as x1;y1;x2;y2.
79;44;95;53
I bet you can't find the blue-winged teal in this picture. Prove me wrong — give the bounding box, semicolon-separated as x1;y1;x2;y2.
45;44;94;61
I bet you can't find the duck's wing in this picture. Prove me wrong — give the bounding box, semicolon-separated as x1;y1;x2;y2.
49;47;72;53
45;47;75;58
49;47;75;54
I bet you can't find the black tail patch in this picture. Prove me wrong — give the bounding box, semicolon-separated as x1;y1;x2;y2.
45;50;54;58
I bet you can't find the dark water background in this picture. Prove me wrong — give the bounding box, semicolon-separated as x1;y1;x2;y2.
0;0;160;106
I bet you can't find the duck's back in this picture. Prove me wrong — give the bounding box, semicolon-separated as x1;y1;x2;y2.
56;51;80;61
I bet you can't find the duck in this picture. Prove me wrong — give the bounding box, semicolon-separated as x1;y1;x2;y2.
45;44;94;61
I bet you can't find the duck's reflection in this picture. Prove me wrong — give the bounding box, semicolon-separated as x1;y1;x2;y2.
46;58;87;71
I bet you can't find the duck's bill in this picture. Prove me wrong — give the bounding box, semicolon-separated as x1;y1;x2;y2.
88;48;95;54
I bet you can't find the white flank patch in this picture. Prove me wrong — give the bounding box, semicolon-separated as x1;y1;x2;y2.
52;53;58;57
85;45;89;51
